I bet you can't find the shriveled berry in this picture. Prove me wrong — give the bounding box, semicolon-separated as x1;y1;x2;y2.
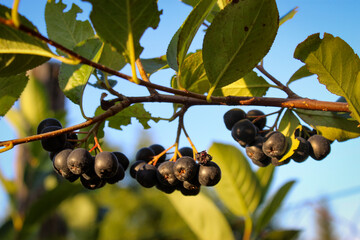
135;147;155;162
67;148;93;175
195;151;212;165
246;110;266;130
136;164;158;188
112;152;130;171
198;161;221;186
130;160;146;178
173;156;198;181
40;126;67;152
53;149;78;182
94;152;119;179
262;131;287;158
291;137;310;163
231;119;257;147
156;161;180;186
223;108;246;130
308;135;331;160
37;118;62;134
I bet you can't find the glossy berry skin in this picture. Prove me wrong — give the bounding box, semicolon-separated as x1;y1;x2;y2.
308;135;331;160
262;131;287;158
156;161;180;186
136;164;158;188
67;148;93;175
198;162;221;186
291;137;310;163
149;144;166;163
135;147;155;162
178;184;200;196
94;152;119;179
231;119;257;147
223;108;246;130
173;156;198;182
112;152;130;171
37;118;62;134
130;160;147;178
179;147;193;158
41;126;67;152
246;110;266;130
53;149;78;182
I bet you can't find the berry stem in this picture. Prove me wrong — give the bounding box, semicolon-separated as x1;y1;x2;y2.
0;142;14;153
135;58;158;96
179;115;198;159
149;143;176;165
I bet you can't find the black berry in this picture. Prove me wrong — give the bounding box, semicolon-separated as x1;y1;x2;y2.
245;136;271;167
40;126;67;152
308;135;331;160
37;118;62;134
291;137;310;163
246;109;266;130
173;156;198;181
198;161;221;186
130;160;147;178
112;151;130;171
223;108;246;130
136;164;158;188
231;119;257;147
262;131;287;158
135;147;155;162
67;148;93;175
52;148;78;182
156;161;180;186
94;152;119;179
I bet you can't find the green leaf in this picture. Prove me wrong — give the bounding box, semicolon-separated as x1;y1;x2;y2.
167;191;234;240
203;0;279;96
254;181;296;234
256;164;275;201
180;0;219;22
140;56;168;75
177;0;217;74
0;5;51;77
295;109;360;142
209;142;262;216
20;182;83;237
19;75;50;128
95;103;160;130
59;38;103;104
84;0;161;61
262;230;300;240
213;71;270;97
279;7;298;26
45;0;94;52
0;73;28;116
176;51;210;94
286;65;314;86
167;29;181;71
278;110;301;162
294;33;360;124
98;43;126;71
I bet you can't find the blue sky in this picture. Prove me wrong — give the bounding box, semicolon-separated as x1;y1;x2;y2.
1;0;360;239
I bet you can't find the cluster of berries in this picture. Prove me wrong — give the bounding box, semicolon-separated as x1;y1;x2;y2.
130;145;221;196
224;109;331;167
38;118;129;189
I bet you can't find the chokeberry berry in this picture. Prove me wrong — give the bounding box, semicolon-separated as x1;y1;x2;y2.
53;148;78;182
94;152;119;179
40;126;67;152
291;137;310;163
80;175;105;190
308;135;331;160
130;160;147;178
246;109;266;130
37;118;62;134
106;164;125;184
245;136;271;167
231;119;257;147
173;156;198;181
149;144;166;163
156;182;176;194
179;147;193;158
156;161;180;186
136;164;158;188
262;131;287;158
198;161;221;186
223;108;246;130
112;152;130;171
135;147;155;162
67;148;93;175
